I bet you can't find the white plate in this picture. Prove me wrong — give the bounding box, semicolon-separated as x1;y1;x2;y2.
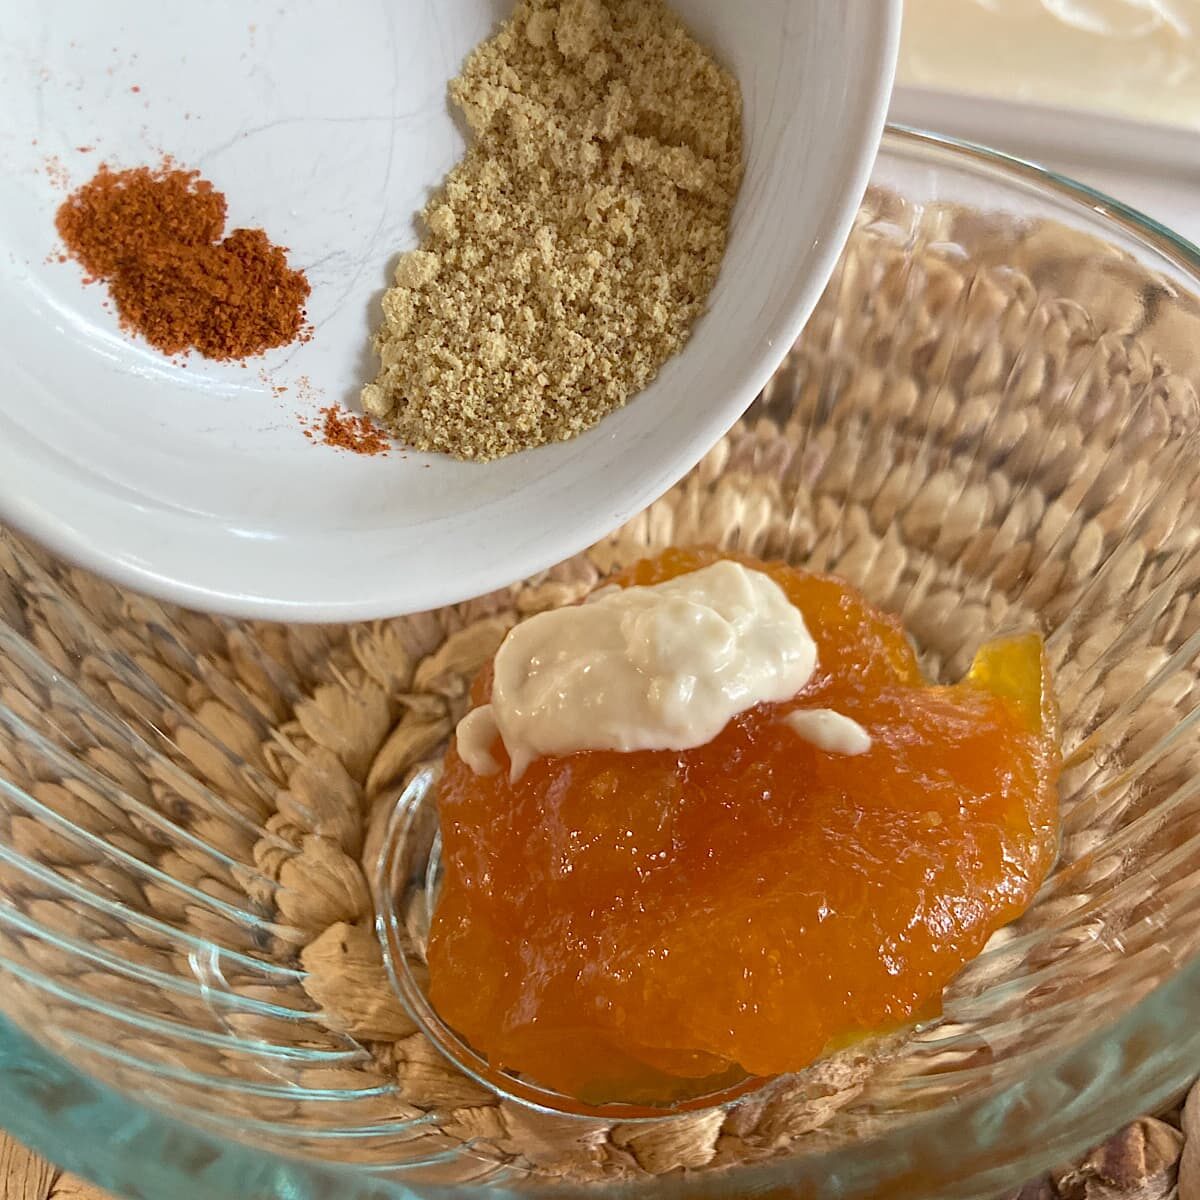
0;1;899;621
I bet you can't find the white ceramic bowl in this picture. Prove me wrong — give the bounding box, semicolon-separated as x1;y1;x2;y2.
0;0;899;620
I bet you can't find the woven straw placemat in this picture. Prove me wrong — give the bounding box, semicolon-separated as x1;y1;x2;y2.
2;1082;1198;1200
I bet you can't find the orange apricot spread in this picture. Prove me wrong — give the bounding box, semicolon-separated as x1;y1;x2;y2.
427;549;1060;1104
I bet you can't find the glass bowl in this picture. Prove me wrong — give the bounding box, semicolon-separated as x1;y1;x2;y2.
3;127;1200;1200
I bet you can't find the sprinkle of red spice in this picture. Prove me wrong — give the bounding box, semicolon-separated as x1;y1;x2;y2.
42;156;71;190
294;406;390;455
316;406;391;455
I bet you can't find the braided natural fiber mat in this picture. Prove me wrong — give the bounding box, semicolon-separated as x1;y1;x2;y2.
2;183;1200;1196
3;1087;1199;1200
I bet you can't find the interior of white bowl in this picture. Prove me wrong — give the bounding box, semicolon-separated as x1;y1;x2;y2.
0;0;898;621
2;130;1200;1200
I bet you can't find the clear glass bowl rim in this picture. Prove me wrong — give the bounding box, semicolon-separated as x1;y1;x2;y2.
3;125;1200;1200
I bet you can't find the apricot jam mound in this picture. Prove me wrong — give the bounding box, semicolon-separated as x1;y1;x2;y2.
427;549;1061;1103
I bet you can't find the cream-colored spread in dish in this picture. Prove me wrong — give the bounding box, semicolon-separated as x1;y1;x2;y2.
455;561;869;781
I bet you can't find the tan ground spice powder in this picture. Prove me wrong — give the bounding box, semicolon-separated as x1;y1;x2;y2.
361;0;743;462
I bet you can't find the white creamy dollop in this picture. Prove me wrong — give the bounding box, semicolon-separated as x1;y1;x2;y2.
783;708;872;757
454;705;504;776
455;560;871;780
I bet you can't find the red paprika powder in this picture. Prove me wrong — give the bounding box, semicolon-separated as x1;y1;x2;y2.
55;158;310;360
